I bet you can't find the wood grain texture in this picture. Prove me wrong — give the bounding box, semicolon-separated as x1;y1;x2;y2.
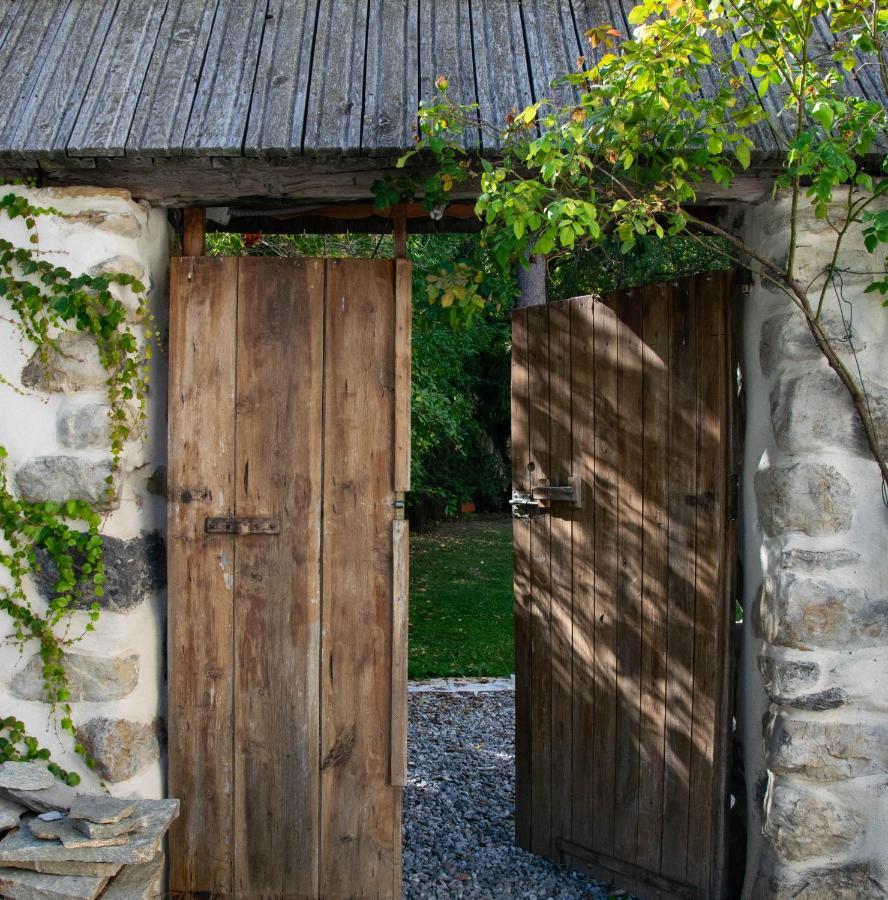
232;258;324;897
243;0;316;156
519;0;582;107
304;0;369;152
391;518;410;787
321;259;400;899
394;257;412;492
514;276;732;899
67;0;167;156
182;0;270;156
167;257;238;896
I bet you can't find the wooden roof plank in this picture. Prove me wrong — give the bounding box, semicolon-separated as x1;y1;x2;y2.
6;0;118;159
418;0;479;148
243;0;317;157
68;0;168;157
520;0;584;108
303;0;369;152
126;0;220;157
469;0;533;149
182;0;270;156
362;0;419;153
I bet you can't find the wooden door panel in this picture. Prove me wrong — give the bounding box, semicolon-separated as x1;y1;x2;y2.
168;256;407;899
513;272;734;900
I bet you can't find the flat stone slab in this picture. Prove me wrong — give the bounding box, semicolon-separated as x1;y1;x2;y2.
0;779;78;814
74;815;145;840
0;866;109;900
28;817;129;848
0;797;26;831
0;763;55;791
0;799;179;866
8;859;122;877
101;853;163;900
69;795;135;825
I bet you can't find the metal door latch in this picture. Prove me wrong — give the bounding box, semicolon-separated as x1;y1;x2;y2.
511;476;583;518
205;516;281;535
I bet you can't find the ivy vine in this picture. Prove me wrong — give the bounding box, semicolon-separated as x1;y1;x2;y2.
0;189;153;782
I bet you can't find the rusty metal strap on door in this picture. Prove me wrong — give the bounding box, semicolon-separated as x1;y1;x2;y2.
204;517;280;535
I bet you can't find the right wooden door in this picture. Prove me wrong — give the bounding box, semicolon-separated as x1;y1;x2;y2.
512;272;736;900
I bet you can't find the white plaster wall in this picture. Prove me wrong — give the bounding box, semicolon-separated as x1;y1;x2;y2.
0;186;169;799
738;192;888;896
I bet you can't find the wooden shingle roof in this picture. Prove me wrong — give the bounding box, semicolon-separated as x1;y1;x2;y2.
0;0;883;206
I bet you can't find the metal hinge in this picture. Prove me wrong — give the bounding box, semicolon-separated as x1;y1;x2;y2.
205;516;280;535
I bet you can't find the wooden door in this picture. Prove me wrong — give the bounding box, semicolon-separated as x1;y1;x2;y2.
167;256;411;899
512;272;736;900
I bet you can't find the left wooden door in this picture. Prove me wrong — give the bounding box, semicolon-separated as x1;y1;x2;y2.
167;256;411;899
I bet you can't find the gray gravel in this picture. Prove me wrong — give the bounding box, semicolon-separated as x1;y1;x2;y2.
404;691;613;899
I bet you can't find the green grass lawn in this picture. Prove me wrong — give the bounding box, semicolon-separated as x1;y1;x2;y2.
408;514;514;679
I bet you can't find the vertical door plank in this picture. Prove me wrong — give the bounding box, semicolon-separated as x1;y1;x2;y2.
590;297;619;856
512;308;533;850
527;303;553;857
567;297;601;858
547;300;573;849
394;258;413;492
391;519;410;786
660;279;698;885
232;258;324;898
612;289;645;863
686;272;729;890
636;282;671;873
321;259;400;900
167;257;238;896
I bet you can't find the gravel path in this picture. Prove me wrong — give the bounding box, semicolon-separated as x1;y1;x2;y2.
404;691;613;899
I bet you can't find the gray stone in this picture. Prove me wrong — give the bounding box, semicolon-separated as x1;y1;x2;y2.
10;860;122;877
781;547;860;571
69;795;135;825
68;211;142;238
21;332;107;394
0;797;25;831
755;463;853;537
88;255;148;288
0;763;54;791
57;403;110;450
101;853;163;900
14;456;118;512
758;656;820;701
10;652;139;703
759;862;888;898
0;799;178;865
28;817;129;849
75;719;160;784
767;715;888;780
759;310;862;378
760;575;888;650
0;779;77;814
0;867;108;900
763;780;863;861
770;372;866;455
73;815;145;840
35;532;165;613
785;688;847;710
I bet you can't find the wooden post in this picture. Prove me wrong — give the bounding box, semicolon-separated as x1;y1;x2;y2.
183;207;207;257
392;215;407;258
515;254;546;308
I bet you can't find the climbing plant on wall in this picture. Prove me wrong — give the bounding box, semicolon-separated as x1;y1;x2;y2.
375;0;888;492
0;190;152;782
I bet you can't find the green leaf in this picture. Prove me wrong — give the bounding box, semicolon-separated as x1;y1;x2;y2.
735;142;751;170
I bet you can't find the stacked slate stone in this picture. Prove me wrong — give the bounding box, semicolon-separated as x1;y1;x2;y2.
0;762;178;899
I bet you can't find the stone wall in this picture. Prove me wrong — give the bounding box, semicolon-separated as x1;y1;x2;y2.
738;194;888;897
0;187;169;797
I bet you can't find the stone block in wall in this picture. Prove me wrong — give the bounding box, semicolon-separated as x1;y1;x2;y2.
757;656;841;710
9;652;138;703
766;714;888;780
762;778;863;862
756;862;888;898
760;575;887;650
15;456;118;511
65;210;143;239
34;531;165;613
56;402;110;450
75;718;160;784
755;463;853;536
759;309;861;378
780;547;860;572
20;332;108;393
